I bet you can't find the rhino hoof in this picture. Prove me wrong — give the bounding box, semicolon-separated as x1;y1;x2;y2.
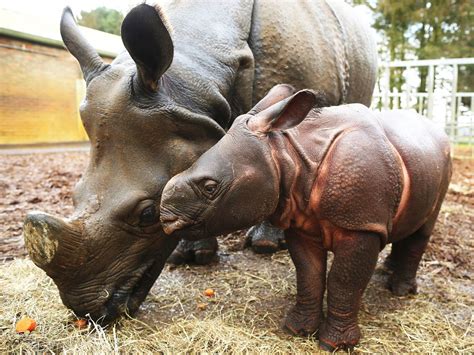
283;304;321;337
167;238;218;265
319;339;336;353
388;276;418;296
318;321;360;352
246;221;286;254
167;249;190;265
194;250;217;265
252;239;280;254
319;339;355;353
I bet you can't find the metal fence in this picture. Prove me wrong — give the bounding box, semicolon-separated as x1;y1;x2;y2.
372;58;474;159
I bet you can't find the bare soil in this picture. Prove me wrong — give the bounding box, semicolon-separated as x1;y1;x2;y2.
0;150;472;353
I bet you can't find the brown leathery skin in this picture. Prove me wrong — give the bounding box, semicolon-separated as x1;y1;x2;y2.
23;0;378;322
160;88;452;350
376;110;452;241
315;128;403;246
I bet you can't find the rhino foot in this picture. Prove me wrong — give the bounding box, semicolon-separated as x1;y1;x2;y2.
318;320;360;352
246;221;286;254
283;304;321;337
388;275;418;296
167;237;218;265
383;255;396;271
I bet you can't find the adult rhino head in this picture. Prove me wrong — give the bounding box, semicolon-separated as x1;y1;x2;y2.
23;4;229;322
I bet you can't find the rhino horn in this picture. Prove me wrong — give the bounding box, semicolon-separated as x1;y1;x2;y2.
60;7;107;84
23;212;84;272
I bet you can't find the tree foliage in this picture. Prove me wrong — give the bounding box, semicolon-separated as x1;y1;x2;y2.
350;0;473;92
78;7;124;36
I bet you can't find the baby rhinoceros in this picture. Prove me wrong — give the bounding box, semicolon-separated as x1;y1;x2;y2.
160;84;452;351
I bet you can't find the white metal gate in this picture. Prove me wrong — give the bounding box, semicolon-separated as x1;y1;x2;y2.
372;58;474;158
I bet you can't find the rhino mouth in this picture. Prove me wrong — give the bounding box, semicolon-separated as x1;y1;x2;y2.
161;218;206;241
160;211;194;234
160;208;206;240
100;258;162;322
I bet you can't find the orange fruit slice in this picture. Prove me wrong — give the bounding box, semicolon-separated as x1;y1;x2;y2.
16;317;37;333
204;288;215;297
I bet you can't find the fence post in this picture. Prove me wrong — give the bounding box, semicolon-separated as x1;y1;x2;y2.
471;95;474;159
450;64;458;143
426;65;435;119
405;66;411;109
383;65;390;110
393;88;399;109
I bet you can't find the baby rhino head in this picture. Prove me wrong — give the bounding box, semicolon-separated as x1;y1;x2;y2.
159;85;319;240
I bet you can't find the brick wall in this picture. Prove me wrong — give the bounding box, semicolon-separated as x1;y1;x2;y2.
0;36;112;145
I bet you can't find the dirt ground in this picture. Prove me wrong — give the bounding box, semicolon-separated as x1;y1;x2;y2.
0;150;473;353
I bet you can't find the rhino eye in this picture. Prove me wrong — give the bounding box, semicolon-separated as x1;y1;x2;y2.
139;205;157;227
202;179;218;195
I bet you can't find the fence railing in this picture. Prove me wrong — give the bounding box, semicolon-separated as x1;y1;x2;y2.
372;58;474;159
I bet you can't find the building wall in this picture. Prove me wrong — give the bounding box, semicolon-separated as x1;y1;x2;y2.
0;36;112;145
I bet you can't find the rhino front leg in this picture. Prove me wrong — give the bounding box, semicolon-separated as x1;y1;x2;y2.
246;221;286;254
167;237;218;265
319;231;380;352
284;229;327;336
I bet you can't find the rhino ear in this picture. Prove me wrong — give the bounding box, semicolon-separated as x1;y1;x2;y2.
60;7;107;84
121;4;174;92
249;84;297;115
248;90;318;133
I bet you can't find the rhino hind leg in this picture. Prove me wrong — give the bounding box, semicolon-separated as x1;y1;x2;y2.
167;237;218;265
386;201;444;296
387;161;451;296
246;221;287;254
386;229;432;296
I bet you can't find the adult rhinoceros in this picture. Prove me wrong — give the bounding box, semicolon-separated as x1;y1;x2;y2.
23;0;377;321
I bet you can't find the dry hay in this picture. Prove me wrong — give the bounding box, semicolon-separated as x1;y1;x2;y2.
0;242;472;354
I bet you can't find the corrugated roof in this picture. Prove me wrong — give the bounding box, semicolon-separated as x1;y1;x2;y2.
0;7;123;58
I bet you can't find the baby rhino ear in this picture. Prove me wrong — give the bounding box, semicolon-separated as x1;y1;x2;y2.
248;89;318;133
249;84;296;114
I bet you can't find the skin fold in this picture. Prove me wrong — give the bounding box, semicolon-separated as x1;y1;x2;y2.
22;0;378;321
160;85;452;351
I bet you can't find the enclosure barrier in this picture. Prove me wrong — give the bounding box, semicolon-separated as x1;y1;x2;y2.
372;58;474;159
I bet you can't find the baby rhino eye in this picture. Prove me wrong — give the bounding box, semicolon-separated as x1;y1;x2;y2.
202;179;218;195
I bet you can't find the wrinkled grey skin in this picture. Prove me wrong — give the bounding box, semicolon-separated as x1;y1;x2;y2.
23;0;377;322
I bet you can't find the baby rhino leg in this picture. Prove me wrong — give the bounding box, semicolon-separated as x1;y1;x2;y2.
386;228;431;296
386;179;447;296
284;229;327;336
319;231;380;351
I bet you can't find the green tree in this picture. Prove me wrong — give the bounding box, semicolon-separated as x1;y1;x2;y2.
411;0;473;92
78;7;124;35
350;0;473;93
